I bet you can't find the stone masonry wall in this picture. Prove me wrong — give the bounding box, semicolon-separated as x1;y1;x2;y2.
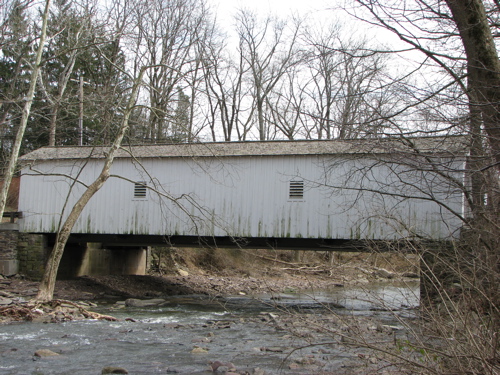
17;233;47;280
0;225;19;275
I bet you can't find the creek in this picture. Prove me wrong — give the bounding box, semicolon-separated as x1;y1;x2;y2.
0;281;419;375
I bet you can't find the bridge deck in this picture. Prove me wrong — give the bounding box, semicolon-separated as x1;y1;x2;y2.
57;233;430;252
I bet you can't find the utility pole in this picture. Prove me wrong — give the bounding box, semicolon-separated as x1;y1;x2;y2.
79;75;83;146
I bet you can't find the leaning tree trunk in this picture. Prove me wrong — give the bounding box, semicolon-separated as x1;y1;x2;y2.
0;0;51;217
35;68;146;302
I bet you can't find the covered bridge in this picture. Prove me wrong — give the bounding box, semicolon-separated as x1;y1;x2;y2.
17;136;466;251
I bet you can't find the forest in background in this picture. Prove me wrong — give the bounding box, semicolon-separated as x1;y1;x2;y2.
1;0;492;156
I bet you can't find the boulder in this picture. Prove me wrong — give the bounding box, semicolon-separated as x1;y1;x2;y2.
178;269;189;276
191;347;208;354
0;297;12;305
209;361;236;372
34;349;60;357
209;361;224;371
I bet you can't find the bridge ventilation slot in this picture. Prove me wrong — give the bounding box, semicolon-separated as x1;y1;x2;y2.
134;182;147;198
289;180;304;199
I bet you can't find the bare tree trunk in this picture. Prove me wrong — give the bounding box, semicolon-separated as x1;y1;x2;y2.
47;49;78;146
35;67;146;302
445;0;500;170
467;90;486;217
0;0;51;218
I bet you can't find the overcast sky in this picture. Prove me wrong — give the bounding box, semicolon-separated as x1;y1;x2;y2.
210;0;334;26
214;0;330;12
207;0;395;49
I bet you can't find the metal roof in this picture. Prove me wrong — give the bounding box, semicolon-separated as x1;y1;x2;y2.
19;136;467;161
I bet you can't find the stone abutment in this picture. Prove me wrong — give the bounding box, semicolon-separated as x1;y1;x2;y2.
0;225;148;280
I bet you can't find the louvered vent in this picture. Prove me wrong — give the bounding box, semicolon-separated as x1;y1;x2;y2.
134;182;147;198
289;180;304;199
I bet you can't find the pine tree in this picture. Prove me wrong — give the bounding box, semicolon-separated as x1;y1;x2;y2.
0;1;33;164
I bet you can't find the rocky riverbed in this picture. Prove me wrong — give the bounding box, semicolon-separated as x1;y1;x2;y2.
0;252;422;374
0;296;418;375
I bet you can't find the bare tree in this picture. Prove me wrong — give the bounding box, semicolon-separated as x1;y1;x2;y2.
201;28;254;141
265;68;307;140
236;10;303;140
130;0;209;143
0;0;35;159
0;0;50;218
303;25;394;139
351;0;500;164
180;13;220;142
338;1;500;373
93;0;134;145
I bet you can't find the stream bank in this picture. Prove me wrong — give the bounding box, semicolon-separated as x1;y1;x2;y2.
1;250;419;307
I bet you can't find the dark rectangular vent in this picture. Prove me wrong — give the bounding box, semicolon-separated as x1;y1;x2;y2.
289;180;304;199
134;182;147;198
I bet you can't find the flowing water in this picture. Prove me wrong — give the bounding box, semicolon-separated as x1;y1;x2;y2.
0;282;419;375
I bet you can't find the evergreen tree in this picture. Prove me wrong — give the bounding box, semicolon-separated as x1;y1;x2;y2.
0;1;33;164
28;0;129;149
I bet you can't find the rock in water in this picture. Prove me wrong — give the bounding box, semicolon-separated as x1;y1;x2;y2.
101;366;129;374
191;347;208;354
34;349;60;357
209;360;236;372
209;361;224;371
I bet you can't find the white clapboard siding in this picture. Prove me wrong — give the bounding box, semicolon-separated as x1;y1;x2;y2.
18;139;465;240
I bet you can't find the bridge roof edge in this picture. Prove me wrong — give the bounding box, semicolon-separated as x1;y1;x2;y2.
19;136;468;161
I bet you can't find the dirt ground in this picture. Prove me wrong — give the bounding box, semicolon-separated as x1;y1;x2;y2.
1;250;419;302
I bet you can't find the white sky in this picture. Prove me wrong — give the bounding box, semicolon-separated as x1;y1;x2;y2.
213;0;330;13
210;0;334;26
207;0;399;50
